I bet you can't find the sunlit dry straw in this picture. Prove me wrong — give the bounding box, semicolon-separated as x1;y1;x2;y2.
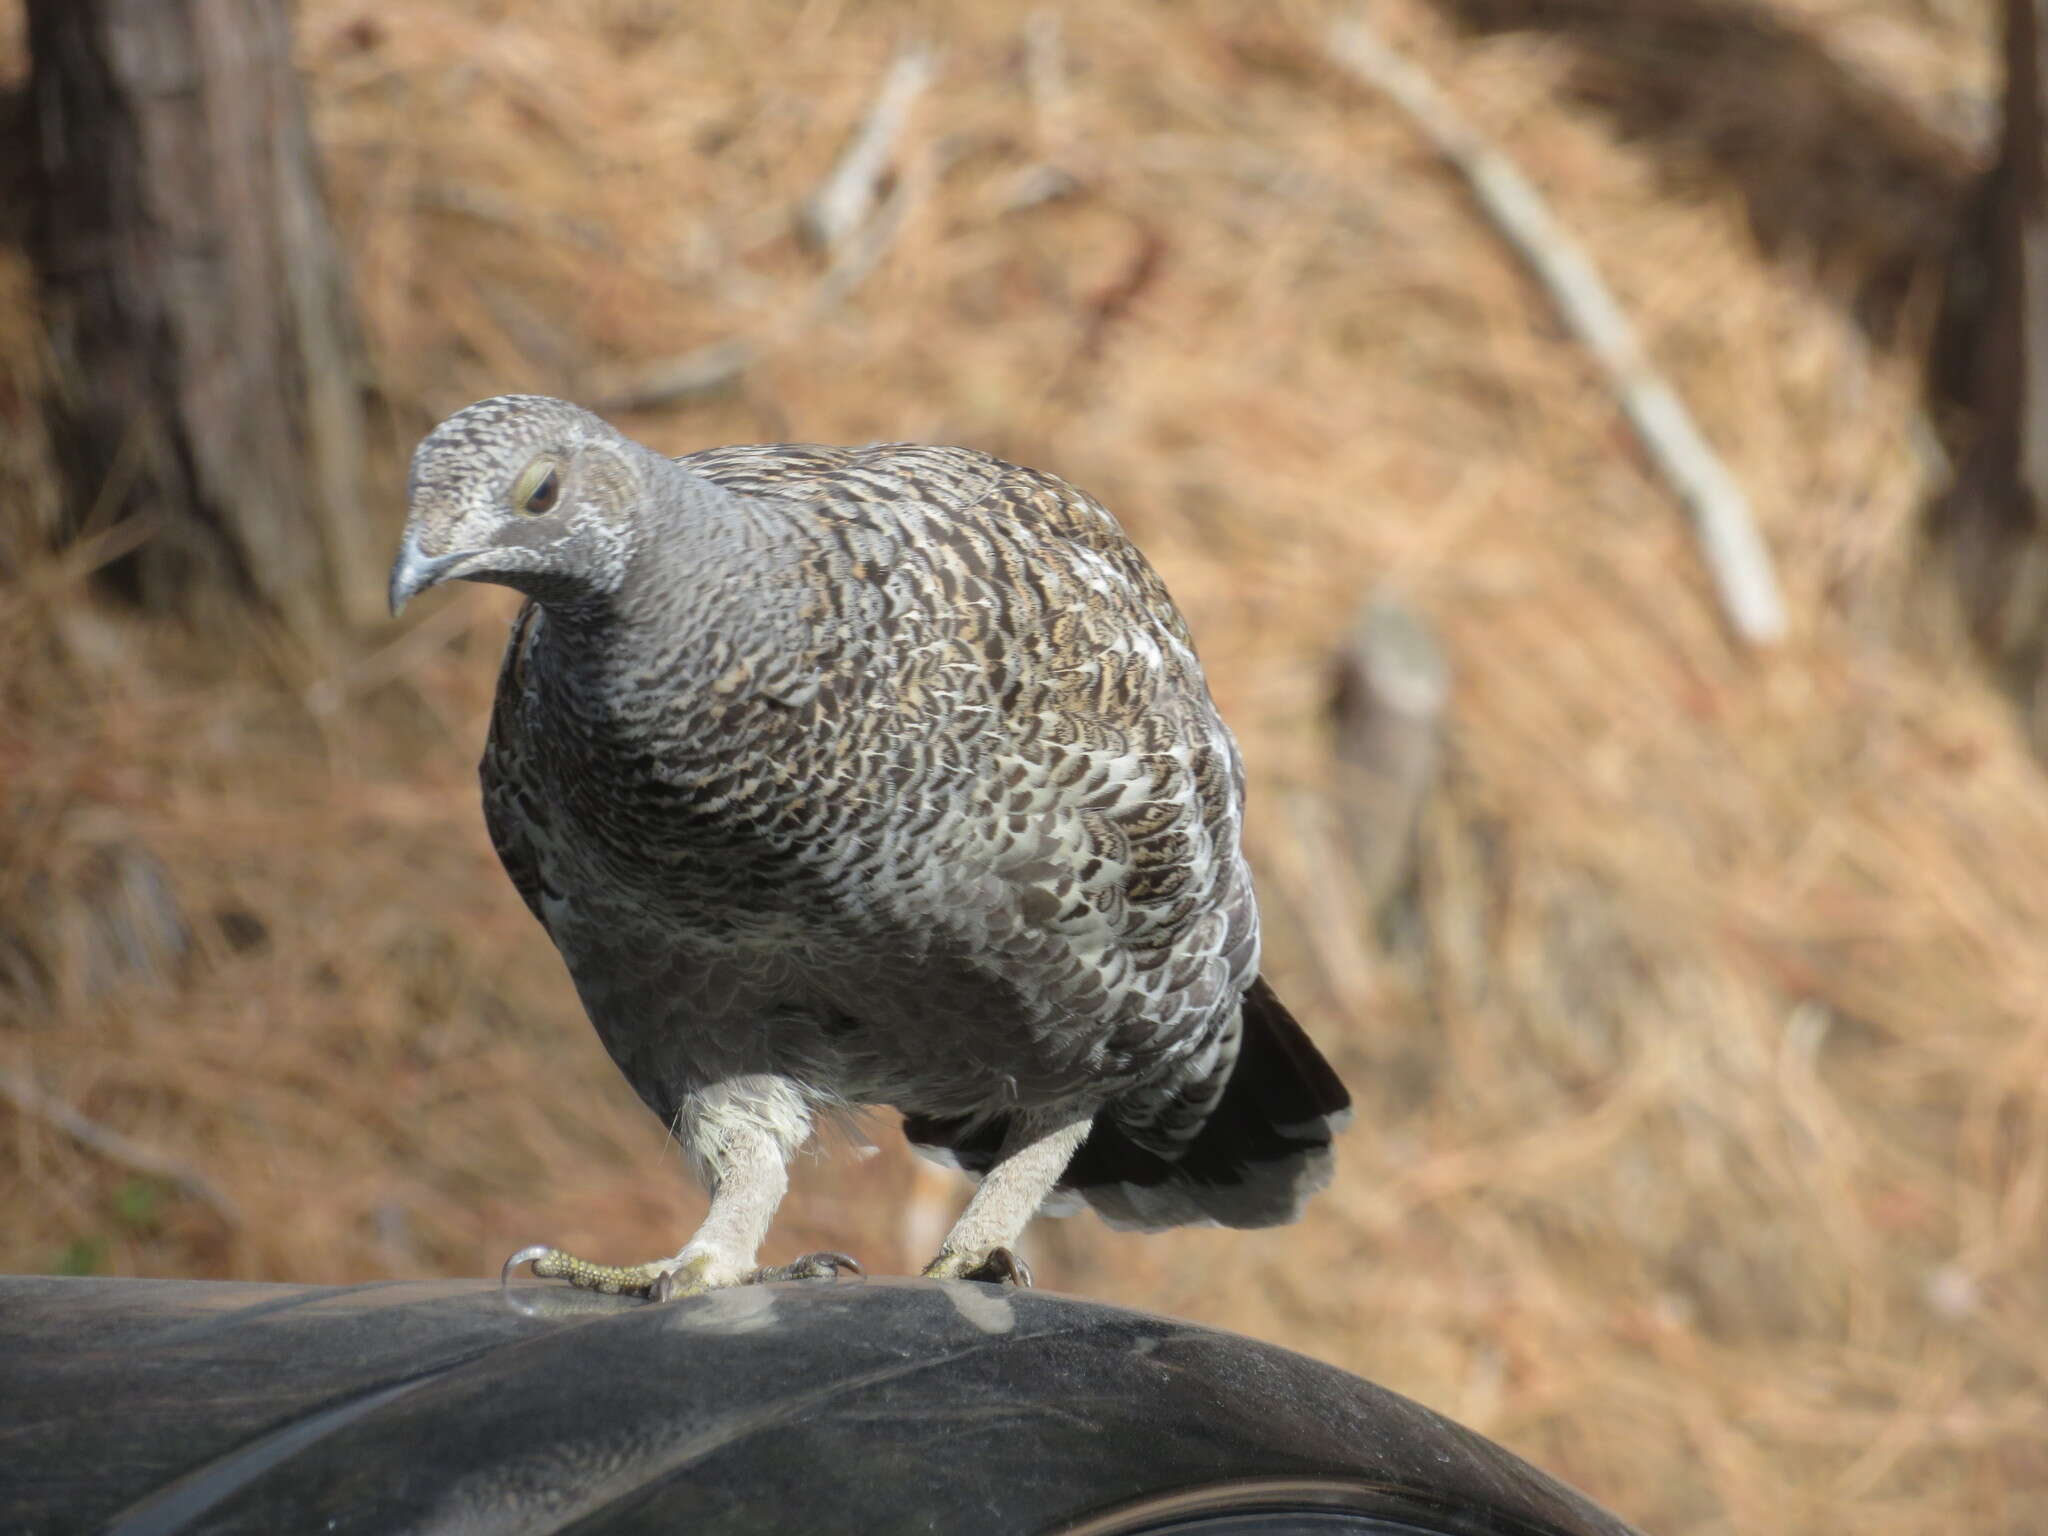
1;6;2039;1534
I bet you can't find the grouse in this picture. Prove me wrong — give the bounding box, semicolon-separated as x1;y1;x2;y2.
390;394;1350;1297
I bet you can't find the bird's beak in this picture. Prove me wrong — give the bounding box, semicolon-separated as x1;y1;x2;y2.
388;535;474;616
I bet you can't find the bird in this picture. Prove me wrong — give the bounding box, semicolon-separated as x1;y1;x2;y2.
389;394;1351;1298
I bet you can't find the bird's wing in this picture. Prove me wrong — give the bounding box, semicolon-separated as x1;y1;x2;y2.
480;601;551;928
679;442;1259;1047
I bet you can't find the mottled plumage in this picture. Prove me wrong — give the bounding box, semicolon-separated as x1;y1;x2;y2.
390;395;1349;1295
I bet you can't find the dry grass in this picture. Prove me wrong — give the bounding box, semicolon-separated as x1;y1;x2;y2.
4;1;2046;1531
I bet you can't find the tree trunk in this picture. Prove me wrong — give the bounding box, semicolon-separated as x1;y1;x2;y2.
1933;0;2048;753
27;0;379;631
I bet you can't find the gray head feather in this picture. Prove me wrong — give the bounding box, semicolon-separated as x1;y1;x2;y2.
391;394;679;614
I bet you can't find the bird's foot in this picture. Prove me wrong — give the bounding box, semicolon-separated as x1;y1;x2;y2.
503;1243;861;1302
752;1250;864;1286
920;1244;1033;1287
647;1247;862;1302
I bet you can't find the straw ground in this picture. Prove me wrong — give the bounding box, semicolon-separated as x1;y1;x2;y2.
2;2;2042;1531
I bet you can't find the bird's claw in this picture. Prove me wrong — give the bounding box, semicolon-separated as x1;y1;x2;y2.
754;1250;864;1284
921;1244;1033;1287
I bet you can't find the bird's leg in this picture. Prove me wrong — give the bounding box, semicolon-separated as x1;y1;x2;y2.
921;1111;1093;1286
508;1075;861;1301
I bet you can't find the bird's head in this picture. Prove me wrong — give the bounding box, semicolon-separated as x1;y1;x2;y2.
389;394;657;615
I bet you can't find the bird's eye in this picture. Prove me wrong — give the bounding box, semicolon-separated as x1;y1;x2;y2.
513;459;561;516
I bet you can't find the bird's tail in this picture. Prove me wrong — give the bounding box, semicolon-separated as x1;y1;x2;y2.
903;978;1352;1233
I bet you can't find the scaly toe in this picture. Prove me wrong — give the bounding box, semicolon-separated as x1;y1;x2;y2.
754;1250;864;1284
502;1244;674;1299
921;1245;1033;1287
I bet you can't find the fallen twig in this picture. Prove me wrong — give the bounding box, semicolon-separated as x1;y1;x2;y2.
997;10;1084;212
592;154;942;413
590;338;760;413
803;140;941;320
595;46;940;412
1325;17;1788;646
1024;9;1068;149
0;1068;242;1228
799;43;936;255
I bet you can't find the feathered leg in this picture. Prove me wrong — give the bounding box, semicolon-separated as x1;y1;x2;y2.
921;1111;1093;1285
507;1075;859;1300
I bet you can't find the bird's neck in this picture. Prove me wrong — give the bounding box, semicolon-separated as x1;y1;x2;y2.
532;503;815;701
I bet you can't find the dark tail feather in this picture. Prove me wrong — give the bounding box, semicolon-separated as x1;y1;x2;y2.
903;977;1352;1233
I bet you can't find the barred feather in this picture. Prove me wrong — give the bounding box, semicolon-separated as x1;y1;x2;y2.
406;395;1349;1232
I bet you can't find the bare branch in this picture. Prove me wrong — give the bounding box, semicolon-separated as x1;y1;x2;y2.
590;154;943;414
0;1068;241;1228
1024;9;1068;146
1325;17;1788;646
804;140;941;320
799;43;937;255
591;338;759;414
595;49;944;413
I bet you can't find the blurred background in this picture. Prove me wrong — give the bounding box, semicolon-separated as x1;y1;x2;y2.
4;0;2046;1530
